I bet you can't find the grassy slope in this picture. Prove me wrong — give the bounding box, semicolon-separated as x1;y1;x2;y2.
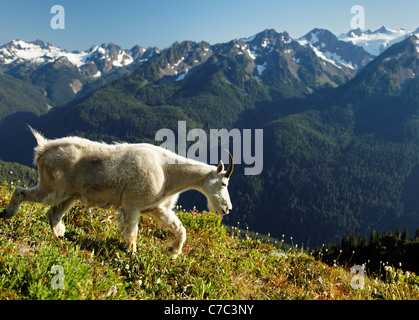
0;184;418;300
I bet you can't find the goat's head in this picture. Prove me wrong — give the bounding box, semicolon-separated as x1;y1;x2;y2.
204;150;234;216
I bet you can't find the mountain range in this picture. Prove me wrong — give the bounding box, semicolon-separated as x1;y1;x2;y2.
1;26;419;247
0;39;159;76
1;26;415;108
0;39;160;108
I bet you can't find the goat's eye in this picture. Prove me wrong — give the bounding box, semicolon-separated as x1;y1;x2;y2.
221;183;226;187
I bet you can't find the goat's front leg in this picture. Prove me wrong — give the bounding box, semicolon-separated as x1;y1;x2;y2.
148;208;187;259
1;185;50;219
1;186;25;219
1;185;47;219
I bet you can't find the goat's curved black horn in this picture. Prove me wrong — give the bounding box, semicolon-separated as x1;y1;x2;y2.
224;149;234;179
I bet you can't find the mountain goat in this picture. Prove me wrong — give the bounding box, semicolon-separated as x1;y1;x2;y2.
0;127;234;259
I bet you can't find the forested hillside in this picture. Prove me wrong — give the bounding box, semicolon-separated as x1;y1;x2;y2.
0;161;38;187
227;36;419;245
0;73;49;121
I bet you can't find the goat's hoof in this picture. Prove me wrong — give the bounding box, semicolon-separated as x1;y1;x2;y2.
168;252;179;259
168;246;180;259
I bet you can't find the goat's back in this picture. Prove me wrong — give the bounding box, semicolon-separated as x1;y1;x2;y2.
31;131;167;206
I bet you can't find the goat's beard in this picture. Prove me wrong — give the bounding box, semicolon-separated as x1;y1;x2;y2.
207;199;217;214
207;199;224;215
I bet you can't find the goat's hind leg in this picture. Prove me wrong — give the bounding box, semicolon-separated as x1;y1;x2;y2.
1;185;47;219
47;198;76;237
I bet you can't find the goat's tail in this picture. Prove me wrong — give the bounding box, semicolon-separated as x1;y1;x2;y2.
29;126;47;147
28;126;48;165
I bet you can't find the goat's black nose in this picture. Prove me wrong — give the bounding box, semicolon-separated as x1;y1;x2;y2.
222;209;230;215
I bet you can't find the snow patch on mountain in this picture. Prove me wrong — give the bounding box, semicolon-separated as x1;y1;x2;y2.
247;48;257;60
175;69;189;82
256;62;267;75
298;37;354;70
240;35;256;43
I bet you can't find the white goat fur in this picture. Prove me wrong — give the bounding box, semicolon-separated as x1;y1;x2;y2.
1;128;233;258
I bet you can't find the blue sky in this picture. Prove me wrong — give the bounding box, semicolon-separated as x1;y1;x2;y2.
1;0;418;51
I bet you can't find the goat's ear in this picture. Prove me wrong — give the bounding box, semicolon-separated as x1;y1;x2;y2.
216;161;224;174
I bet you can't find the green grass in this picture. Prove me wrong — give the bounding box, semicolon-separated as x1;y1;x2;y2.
1;184;418;300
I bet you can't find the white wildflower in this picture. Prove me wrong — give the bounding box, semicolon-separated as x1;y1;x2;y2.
106;284;117;297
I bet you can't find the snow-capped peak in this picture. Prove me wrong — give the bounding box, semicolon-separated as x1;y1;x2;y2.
338;26;419;56
0;40;67;65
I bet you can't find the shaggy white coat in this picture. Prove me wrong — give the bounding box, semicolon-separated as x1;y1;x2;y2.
1;128;233;258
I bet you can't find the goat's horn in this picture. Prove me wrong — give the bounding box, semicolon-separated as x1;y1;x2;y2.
224;149;234;179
